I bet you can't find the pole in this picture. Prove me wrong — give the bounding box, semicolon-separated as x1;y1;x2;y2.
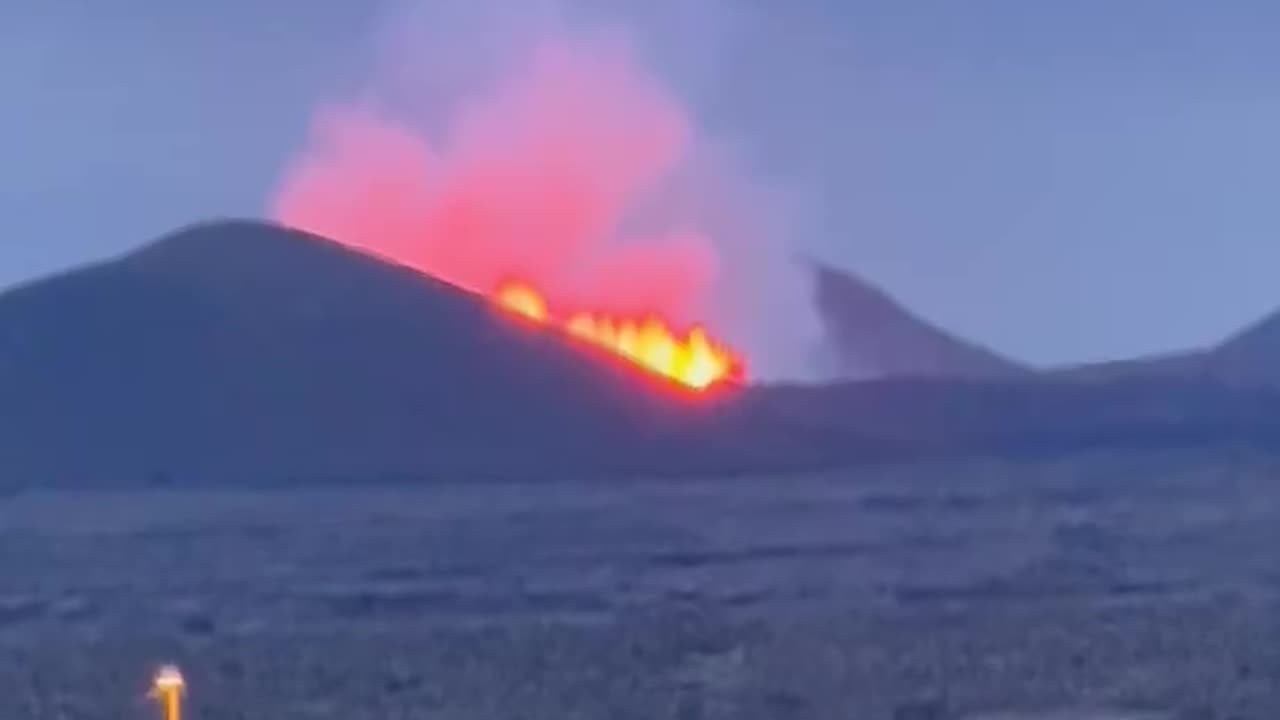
151;665;185;720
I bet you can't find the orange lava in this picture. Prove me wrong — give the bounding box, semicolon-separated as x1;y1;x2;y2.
495;281;742;391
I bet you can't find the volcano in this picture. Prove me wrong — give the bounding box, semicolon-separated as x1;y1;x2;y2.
810;260;1030;381
6;220;1280;488
0;220;835;487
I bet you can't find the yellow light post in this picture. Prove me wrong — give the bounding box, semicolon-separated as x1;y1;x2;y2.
150;665;185;720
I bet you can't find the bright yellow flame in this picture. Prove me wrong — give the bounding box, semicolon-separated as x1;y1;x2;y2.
495;282;548;321
494;281;741;391
150;665;185;720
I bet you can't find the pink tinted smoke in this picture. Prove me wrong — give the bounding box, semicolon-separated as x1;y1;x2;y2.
271;37;719;325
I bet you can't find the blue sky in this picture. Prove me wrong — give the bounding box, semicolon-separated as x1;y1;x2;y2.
3;0;1278;366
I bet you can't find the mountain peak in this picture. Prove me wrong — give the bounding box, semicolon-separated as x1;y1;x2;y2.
128;218;420;285
809;260;1029;381
120;218;479;324
1207;307;1280;386
131;218;319;264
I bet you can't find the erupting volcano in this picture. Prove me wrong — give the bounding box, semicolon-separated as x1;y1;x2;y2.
494;280;742;390
271;33;760;392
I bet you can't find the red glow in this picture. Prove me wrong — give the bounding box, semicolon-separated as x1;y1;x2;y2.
270;37;747;389
494;281;742;391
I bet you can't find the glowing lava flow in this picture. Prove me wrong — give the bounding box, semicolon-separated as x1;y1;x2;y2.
494;281;743;391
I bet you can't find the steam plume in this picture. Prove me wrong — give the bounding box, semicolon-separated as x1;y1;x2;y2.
270;0;819;379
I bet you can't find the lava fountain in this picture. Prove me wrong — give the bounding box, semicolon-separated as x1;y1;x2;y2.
494;280;743;391
272;31;758;393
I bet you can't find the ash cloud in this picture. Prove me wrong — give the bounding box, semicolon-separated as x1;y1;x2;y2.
270;0;820;380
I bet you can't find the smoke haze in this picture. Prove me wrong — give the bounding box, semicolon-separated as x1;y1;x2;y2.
270;0;820;381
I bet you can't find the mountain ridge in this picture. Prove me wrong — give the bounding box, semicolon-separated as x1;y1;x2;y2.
810;257;1280;390
809;259;1031;381
3;219;1280;487
0;219;851;486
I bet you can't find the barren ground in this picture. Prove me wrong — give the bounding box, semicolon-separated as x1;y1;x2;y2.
0;449;1276;719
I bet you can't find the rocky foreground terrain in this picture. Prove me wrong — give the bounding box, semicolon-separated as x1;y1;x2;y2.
0;448;1276;719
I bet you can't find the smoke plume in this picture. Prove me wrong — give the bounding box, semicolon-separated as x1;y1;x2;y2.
270;0;819;380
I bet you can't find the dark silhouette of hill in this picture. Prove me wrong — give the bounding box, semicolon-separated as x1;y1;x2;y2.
811;258;1280;390
810;260;1030;381
3;219;1280;489
747;376;1280;458
1206;310;1280;387
1050;350;1208;383
1048;308;1280;388
795;261;1280;450
0;220;849;487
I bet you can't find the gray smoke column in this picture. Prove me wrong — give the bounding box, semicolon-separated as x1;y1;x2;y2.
269;0;821;381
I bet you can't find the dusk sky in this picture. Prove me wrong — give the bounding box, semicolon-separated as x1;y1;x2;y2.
3;0;1278;367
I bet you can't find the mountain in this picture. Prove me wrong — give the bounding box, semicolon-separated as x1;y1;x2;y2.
1049;350;1209;383
0;220;847;487
810;260;1030;381
809;255;1280;391
747;376;1280;457
1049;308;1280;388
3;219;1279;489
1206;310;1280;387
